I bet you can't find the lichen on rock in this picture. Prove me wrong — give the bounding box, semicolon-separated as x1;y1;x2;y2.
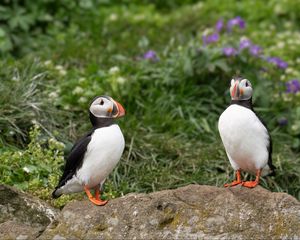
40;185;300;239
0;184;58;239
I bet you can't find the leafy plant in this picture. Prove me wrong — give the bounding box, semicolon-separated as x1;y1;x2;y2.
0;0;103;56
0;125;73;206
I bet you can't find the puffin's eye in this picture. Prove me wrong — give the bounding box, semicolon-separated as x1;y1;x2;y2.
245;81;249;87
99;99;104;105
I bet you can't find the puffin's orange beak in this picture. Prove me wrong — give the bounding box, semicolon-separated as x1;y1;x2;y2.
231;81;240;100
114;100;125;117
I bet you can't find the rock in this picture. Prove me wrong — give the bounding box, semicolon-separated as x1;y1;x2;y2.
0;184;58;239
40;185;300;239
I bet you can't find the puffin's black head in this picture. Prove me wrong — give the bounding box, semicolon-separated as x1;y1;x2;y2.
230;77;253;101
89;95;125;127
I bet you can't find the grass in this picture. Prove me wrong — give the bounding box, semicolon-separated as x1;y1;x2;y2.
0;0;299;206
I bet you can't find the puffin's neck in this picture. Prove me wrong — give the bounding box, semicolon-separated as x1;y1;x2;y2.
230;98;253;110
89;112;114;129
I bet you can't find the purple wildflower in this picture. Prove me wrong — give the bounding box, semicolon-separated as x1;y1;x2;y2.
215;19;223;32
202;32;219;45
239;38;251;50
277;117;288;126
249;45;262;56
286;79;300;93
267;57;288;69
227;16;246;31
143;50;159;61
223;47;238;57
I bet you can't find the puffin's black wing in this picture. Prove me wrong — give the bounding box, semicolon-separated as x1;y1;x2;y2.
52;131;93;198
266;133;276;176
254;112;276;176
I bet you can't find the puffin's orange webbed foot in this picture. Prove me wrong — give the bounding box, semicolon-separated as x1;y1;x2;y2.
84;186;108;206
242;181;259;188
89;197;108;206
224;180;243;187
241;169;261;188
224;169;242;187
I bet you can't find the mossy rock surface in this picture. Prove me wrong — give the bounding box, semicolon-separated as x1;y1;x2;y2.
0;184;58;239
40;185;300;239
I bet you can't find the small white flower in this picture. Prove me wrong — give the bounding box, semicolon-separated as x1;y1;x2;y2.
109;13;118;21
49;91;58;98
284;31;292;36
295;39;300;45
277;42;285;48
291;124;299;132
23;167;30;173
280;75;286;81
55;65;64;70
44;60;52;66
116;76;126;84
274;4;284;15
12;73;20;81
109;66;120;75
31;119;38;125
202;28;213;36
64;105;70;110
194;2;203;9
284;21;292;28
240;36;248;41
59;69;67;76
292;70;299;76
285;68;293;74
72;86;84;95
282;94;292;102
269;24;276;31
58;142;65;149
79;97;87;103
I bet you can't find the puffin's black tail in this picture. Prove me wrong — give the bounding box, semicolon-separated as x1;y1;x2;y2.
52;188;62;199
268;164;276;177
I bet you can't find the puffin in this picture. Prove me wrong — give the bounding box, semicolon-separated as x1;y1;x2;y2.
218;77;275;188
52;95;125;205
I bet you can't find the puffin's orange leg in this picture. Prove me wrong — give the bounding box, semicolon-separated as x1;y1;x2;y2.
95;186;100;201
84;186;108;206
224;169;243;187
242;169;261;188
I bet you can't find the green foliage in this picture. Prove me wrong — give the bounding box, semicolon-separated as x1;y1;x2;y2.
0;0;104;56
0;125;63;186
0;60;67;146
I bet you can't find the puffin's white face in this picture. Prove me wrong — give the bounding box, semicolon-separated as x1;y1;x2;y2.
89;96;125;118
230;78;253;100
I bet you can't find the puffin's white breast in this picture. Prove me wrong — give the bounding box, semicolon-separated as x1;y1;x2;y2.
218;105;269;173
76;124;125;188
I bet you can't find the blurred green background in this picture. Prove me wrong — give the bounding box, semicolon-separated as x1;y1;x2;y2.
0;0;299;207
